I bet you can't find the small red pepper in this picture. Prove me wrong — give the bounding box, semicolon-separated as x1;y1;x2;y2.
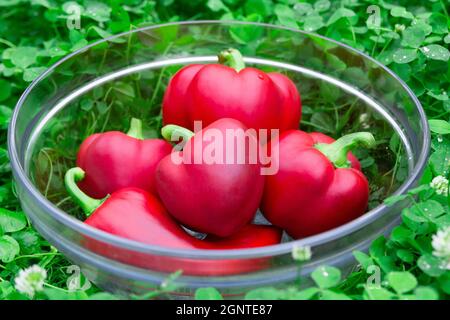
64;167;281;275
156;118;265;237
76;118;172;198
261;130;375;239
162;48;301;134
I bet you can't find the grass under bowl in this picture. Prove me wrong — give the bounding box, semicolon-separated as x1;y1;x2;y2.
8;21;429;297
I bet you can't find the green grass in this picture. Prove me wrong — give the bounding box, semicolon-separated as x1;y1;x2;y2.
0;0;449;300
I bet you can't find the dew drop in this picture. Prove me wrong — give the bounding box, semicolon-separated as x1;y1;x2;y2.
421;261;431;270
258;74;264;80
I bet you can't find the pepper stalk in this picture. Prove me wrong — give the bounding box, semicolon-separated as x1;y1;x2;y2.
65;167;108;216
161;124;195;148
315;132;376;168
126;118;144;140
218;48;246;72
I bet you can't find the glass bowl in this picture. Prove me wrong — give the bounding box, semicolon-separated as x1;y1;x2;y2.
8;21;430;298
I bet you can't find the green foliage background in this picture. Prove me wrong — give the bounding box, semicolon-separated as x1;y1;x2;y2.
0;0;449;300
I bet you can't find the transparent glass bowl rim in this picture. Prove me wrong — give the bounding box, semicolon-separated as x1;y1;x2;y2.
8;20;430;259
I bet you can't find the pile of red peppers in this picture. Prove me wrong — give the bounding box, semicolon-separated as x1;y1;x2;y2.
64;48;375;275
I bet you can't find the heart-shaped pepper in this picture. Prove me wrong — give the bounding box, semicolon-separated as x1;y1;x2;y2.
162;48;301;134
76;118;172;198
261;130;375;239
156;118;265;237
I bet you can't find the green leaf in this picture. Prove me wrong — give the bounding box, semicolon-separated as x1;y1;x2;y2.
325;53;346;71
88;26;125;43
0;281;14;300
427;91;448;101
342;67;369;86
43;288;71;300
0;209;27;233
310;113;334;133
387;271;417;294
412;200;445;221
364;286;395;300
402;26;427;48
390;225;414;244
303;14;324;32
327;8;356;26
290;287;319;300
244;287;282;300
244;0;273;17
320;290;351;300
0;235;20;263
83;0;111;22
0;79;11;102
293;2;313;16
417;254;446;277
10;47;39;69
314;0;330;13
320;81;341;101
87;292;119;300
384;193;408;206
407;184;430;196
420;44;450;61
396;249;414;263
391;63;411;81
195;287;223;300
430;143;450;175
95;101;108;114
207;0;228;12
229;14;263;44
392;48;417;64
390;6;414;19
444;34;450;44
23;67;47;82
274;4;298;29
12;230;41;255
369;236;386;258
353;251;374;271
414;287;439;300
438;273;450;294
113;82;135;98
429;13;448;35
80;98;94;111
311;266;341;289
402;207;428;224
411;21;433;36
0;0;23;6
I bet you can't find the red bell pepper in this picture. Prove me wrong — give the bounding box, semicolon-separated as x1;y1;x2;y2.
64;167;281;275
162;48;301;135
76;118;172;198
261;130;375;239
156;118;265;237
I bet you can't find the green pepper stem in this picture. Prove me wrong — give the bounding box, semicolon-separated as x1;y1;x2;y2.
161;124;195;145
64;167;107;217
315;132;376;168
218;48;246;72
126;118;143;139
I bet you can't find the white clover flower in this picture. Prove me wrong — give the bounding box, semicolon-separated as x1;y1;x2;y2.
14;265;47;297
430;175;449;196
292;245;312;262
432;227;450;270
